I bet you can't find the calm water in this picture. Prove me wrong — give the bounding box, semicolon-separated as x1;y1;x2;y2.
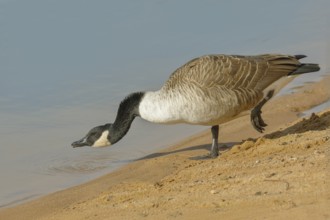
0;0;329;207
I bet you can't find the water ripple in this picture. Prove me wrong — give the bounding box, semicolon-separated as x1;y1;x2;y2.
37;153;120;176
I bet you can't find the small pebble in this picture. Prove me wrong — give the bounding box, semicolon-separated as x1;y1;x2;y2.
210;190;218;194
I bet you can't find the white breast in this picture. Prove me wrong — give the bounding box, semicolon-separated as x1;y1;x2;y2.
138;89;241;126
139;91;184;124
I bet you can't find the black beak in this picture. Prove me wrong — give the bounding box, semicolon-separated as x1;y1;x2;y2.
71;138;88;148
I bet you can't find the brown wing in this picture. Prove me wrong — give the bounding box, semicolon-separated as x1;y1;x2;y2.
163;54;300;92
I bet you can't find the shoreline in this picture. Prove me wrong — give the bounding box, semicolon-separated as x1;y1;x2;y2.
0;75;329;220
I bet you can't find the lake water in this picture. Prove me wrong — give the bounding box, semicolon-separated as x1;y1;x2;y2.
0;0;329;207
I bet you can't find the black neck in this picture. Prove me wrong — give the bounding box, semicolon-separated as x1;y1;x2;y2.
109;92;145;144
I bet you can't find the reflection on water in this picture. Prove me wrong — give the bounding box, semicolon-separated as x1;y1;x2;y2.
0;0;329;208
41;148;139;176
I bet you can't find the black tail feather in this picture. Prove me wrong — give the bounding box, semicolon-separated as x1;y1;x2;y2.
294;54;307;60
290;63;320;75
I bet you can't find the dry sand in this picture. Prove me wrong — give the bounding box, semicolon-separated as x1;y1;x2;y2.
1;75;329;220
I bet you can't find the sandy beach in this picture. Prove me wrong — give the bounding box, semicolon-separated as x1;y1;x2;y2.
0;75;329;220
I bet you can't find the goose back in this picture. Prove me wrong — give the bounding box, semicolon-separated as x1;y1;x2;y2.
163;54;300;92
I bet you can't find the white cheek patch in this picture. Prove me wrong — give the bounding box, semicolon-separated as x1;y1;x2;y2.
92;130;111;147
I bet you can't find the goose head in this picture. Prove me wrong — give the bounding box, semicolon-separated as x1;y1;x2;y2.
71;123;112;148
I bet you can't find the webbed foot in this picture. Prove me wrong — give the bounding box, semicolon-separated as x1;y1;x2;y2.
250;90;274;133
251;108;267;133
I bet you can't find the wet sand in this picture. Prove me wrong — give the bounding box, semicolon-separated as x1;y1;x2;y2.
0;75;329;220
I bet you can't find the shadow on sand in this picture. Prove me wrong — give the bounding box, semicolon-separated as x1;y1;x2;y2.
264;111;329;140
135;141;240;161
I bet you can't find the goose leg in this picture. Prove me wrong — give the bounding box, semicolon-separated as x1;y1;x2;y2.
210;125;219;158
251;90;274;133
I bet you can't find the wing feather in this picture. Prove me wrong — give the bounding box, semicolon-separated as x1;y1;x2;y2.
163;54;300;92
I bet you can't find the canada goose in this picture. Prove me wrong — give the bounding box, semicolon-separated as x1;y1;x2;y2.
72;54;320;158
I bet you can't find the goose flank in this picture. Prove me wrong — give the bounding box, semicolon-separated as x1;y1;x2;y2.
72;54;320;158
